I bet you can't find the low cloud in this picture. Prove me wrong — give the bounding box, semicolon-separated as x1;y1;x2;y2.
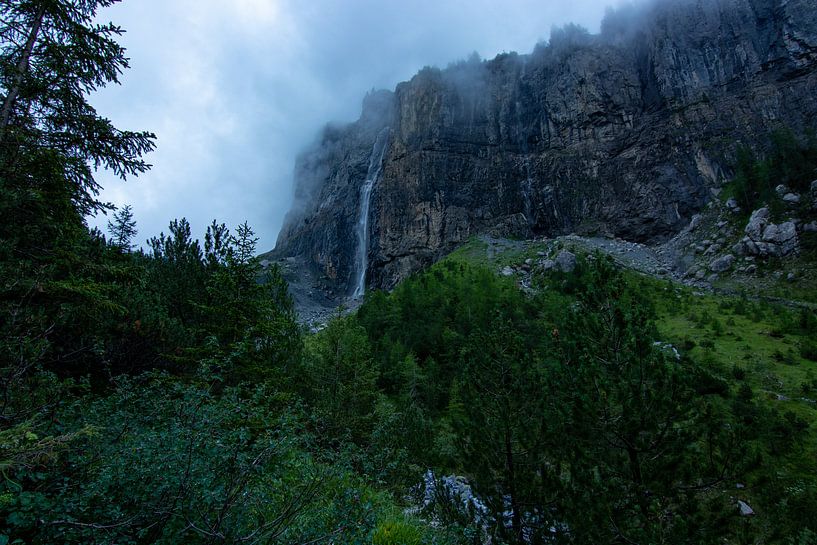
90;0;613;250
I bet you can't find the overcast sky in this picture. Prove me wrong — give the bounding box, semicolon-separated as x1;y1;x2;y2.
90;0;614;251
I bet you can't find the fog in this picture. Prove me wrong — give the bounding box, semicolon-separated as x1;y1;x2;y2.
89;0;617;251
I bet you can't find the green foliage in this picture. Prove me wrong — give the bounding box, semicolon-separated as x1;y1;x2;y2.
2;1;816;542
372;519;422;545
301;314;379;444
730;129;817;214
0;372;399;544
106;204;138;250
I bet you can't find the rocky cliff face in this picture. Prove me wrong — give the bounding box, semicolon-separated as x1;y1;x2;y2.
273;0;817;294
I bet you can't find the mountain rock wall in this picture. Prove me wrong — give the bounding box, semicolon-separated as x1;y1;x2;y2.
273;0;817;293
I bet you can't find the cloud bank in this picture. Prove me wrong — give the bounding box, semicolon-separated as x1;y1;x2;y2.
90;0;614;250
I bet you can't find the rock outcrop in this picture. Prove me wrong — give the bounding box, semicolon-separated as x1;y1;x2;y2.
273;0;817;294
735;207;800;257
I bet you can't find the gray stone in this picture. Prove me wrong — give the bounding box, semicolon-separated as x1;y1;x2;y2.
726;198;741;213
803;221;817;233
539;259;556;271
707;273;720;284
688;214;703;231
555;250;577;273
709;254;735;273
775;184;789;196
745;208;770;241
745;264;757;274
732;241;746;256
738;500;755;516
704;243;722;255
787;272;796;282
783;193;800;204
500;266;514;277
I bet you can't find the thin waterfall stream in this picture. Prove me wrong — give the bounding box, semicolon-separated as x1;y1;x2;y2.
352;128;390;298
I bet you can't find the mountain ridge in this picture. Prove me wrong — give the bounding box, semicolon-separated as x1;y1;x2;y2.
271;0;817;295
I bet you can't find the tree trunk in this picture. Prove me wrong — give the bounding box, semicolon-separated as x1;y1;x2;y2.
627;446;650;519
0;3;47;140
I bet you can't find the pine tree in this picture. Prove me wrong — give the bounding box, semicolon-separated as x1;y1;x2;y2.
0;0;155;215
106;204;137;250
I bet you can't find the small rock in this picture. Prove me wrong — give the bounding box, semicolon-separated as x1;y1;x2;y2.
787;272;796;282
736;483;745;489
688;214;703;231
726;198;741;213
521;263;531;272
525;258;533;266
537;251;547;257
732;241;746;256
695;269;706;280
709;254;735;273
500;266;514;277
738;500;754;516
745;264;757;274
707;273;720;284
783;193;800;204
738;500;755;517
773;271;783;280
555;250;577;273
716;221;728;229
539;259;555;271
802;221;817;233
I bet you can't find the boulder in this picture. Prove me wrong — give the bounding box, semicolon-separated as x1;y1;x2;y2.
539;259;555;271
783;192;800;204
555;250;577;273
745;207;770;240
709;254;735;273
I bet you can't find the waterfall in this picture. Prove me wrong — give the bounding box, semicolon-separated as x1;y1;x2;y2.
352;128;390;298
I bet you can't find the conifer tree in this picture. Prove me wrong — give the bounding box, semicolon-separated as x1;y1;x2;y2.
106;204;137;250
0;0;155;215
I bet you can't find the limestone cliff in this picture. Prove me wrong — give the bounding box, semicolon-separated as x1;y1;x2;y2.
272;0;817;294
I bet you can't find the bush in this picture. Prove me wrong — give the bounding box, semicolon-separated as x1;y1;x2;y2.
801;340;817;362
373;519;423;545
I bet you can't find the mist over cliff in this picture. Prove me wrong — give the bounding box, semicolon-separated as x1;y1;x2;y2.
273;0;817;295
